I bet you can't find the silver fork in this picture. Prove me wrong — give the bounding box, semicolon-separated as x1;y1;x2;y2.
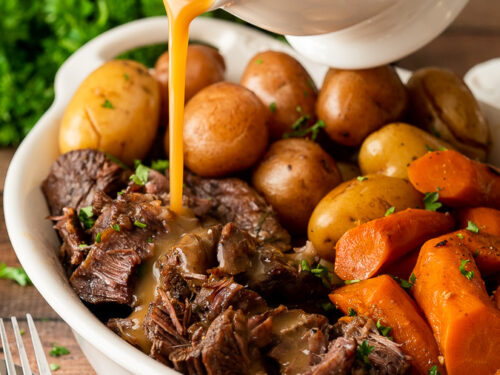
0;314;51;375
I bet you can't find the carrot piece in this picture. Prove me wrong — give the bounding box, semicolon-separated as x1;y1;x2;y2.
329;275;444;375
381;249;419;280
407;150;500;208
458;207;500;237
412;235;500;375
334;209;454;280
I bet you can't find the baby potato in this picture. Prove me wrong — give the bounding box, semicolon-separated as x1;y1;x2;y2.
183;82;268;177
308;175;423;260
240;51;317;140
316;66;408;146
407;67;490;161
359;123;453;179
154;44;226;125
59;60;160;165
252;138;342;234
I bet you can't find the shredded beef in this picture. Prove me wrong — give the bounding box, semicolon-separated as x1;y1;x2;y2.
217;223;255;275
42;149;129;216
52;207;89;268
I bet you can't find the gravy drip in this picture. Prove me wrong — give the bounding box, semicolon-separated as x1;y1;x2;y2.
164;0;214;213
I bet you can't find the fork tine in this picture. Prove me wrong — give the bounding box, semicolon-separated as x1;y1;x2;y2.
26;315;51;375
0;318;17;375
11;317;31;375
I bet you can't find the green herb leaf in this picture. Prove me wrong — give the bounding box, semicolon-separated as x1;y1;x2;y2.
49;344;70;357
283;119;325;141
112;224;121;232
428;365;440;375
356;340;374;370
0;263;31;286
255;58;263;64
129;163;150;186
385;206;395;216
393;273;416;290
459;259;474;280
473;249;480;258
357;176;367;182
78;243;88;248
123;73;129;81
151;159;169;173
456;233;464;239
347;307;357;317
19;329;25;336
50;363;60;371
95;232;102;244
376;319;392;337
321;302;335;312
301;260;310;272
423;192;442;211
78;206;94;229
147;237;153;244
134;220;147;229
409;273;417;284
466;220;479;233
269;102;276;113
101;99;114;109
344;279;360;285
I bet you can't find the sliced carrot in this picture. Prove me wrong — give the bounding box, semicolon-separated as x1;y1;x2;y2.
334;209;454;280
412;234;500;375
381;249;419;280
407;150;500;209
329;275;444;375
458;207;500;237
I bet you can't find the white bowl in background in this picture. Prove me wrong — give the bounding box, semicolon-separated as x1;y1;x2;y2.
4;16;500;375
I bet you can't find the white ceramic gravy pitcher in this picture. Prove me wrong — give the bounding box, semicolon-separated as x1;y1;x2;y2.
211;0;469;68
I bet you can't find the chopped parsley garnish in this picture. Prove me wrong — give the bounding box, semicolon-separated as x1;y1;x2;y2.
426;145;447;152
296;106;302;113
344;279;360;285
49;344;70;357
0;263;31;286
129;162;150;186
356;340;374;370
123;73;130;81
423;192;442;211
112;224;121;232
283;118;325;141
95;232;102;244
466;220;479;234
473;249;480;258
385;206;395;216
409;273;417;284
147;237;153;244
347;307;357;317
255;58;263;64
101;99;114;109
301;260;311;272
459;259;474;280
357;176;367;182
393;273;416;290
50;363;60;371
269;102;276;113
78;206;95;229
134;220;147;229
19;329;25;336
105;153;129;170
428;365;440;375
456;233;464;239
78;243;88;248
321;302;335;312
151;159;169;173
376;319;392;337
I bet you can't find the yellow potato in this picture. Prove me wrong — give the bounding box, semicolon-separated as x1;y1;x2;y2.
59;60;160;165
252;138;342;234
407;67;490;160
359;123;453;179
307;175;423;260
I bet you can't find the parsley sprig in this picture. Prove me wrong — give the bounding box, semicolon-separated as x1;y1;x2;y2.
466;220;479;233
49;344;70;357
459;259;474;280
78;206;94;229
283;119;325;141
0;263;31;286
356;340;374;370
130;161;150;186
423;192;442;211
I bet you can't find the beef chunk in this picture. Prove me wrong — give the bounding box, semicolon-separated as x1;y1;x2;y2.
304;337;356;375
42;149;129;216
52;207;89;268
193;277;267;323
334;316;411;375
217;223;254;275
185;174;291;250
69;248;141;304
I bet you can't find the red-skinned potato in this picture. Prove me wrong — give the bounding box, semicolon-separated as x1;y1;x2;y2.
252;138;342;234
316;66;407;146
240;51;317;140
154;44;225;125
183;82;269;177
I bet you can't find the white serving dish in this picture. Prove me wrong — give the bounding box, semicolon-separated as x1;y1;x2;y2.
4;17;500;375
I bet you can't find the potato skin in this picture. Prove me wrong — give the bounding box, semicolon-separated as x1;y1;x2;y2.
183;82;268;177
154;44;225;125
359;123;453;179
59;60;160;165
252;138;342;234
308;175;423;260
316;66;407;146
240;51;317;140
407;67;490;161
